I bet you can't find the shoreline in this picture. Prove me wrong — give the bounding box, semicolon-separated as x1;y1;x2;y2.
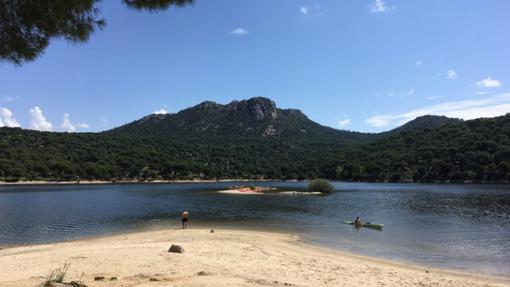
1;228;508;287
0;179;283;186
1;179;508;187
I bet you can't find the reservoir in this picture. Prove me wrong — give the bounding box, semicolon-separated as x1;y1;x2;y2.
0;182;508;277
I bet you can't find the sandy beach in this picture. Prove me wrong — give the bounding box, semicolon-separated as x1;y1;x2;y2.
1;229;508;287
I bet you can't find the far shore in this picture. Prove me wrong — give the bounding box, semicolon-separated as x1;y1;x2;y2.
0;179;284;186
1;179;508;187
1;228;508;287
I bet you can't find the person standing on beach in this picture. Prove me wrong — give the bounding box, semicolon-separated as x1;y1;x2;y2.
181;210;189;229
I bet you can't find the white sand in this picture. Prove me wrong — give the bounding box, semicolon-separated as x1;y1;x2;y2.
0;228;508;287
217;189;264;194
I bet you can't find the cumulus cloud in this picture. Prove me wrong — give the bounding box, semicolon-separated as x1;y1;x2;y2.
366;92;510;128
300;6;309;15
29;106;53;131
446;70;458;80
476;77;501;88
231;28;248;35
407;89;415;96
61;113;90;132
416;60;423;66
154;108;169;115
0;107;21;127
371;0;394;13
60;113;76;132
75;123;90;129
338;119;351;127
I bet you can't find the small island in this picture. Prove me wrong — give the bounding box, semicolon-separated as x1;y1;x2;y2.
217;185;274;194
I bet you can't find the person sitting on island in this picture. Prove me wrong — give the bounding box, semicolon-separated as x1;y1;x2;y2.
354;216;363;228
181;210;189;229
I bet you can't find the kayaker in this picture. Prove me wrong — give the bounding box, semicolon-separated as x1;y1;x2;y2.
181;210;189;229
354;216;363;228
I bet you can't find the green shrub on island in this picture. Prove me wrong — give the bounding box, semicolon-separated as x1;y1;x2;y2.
308;179;333;194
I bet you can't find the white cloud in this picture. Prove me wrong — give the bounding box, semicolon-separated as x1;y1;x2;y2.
60;113;76;132
446;70;458;80
366;92;510;128
427;96;444;100
476;77;501;88
154;108;169;115
231;28;248;35
61;113;90;131
338;119;351;127
416;60;423;66
0;107;21;128
300;4;327;16
371;0;394;13
474;91;490;96
366;115;391;127
75;123;90;129
29;106;53;131
386;90;414;97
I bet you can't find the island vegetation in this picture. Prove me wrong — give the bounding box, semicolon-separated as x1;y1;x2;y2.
308;179;333;193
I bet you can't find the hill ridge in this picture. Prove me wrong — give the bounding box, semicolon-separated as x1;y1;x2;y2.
1;98;509;183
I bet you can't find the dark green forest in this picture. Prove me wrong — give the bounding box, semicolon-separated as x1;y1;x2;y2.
338;115;510;182
1;98;509;183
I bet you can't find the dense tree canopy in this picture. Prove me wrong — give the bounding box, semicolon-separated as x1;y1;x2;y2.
0;0;193;64
336;115;510;183
0;108;508;183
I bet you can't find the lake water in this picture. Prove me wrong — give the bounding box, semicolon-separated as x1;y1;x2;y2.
0;182;509;277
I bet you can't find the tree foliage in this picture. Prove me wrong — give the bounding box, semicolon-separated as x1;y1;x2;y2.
0;100;509;183
336;114;510;183
123;0;192;10
308;179;333;193
0;0;193;64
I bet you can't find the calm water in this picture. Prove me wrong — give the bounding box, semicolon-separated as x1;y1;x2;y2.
0;182;509;277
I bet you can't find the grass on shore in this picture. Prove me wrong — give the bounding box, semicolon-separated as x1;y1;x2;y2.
41;263;70;287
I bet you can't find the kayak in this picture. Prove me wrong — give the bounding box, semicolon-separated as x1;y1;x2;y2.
343;221;384;230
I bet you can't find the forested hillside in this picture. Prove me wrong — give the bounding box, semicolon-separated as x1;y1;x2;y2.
338;115;510;182
0;98;509;183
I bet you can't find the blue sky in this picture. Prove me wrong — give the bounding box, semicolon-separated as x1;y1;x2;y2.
0;0;509;133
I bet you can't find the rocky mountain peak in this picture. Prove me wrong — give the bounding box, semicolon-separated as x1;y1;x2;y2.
226;97;278;120
247;97;277;120
195;101;222;110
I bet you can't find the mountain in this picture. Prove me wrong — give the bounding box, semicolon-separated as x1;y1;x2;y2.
0;98;509;183
109;97;370;143
340;114;510;182
385;115;463;135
